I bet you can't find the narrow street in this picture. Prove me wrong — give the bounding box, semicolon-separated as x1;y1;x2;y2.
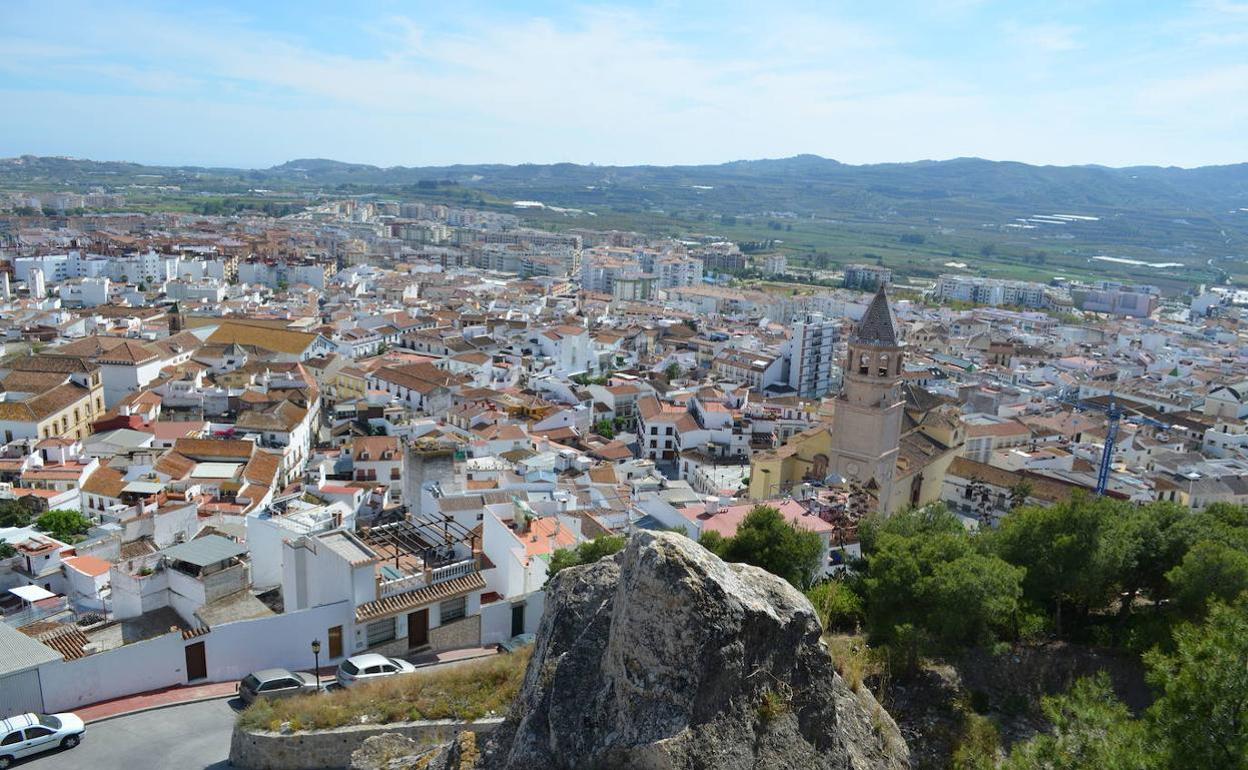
21;698;235;770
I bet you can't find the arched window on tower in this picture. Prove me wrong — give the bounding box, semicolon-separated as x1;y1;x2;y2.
877;353;890;377
858;353;870;375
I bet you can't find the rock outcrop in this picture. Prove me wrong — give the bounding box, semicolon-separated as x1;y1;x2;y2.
479;530;909;770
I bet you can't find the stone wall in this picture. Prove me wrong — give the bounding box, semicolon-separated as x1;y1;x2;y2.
429;615;480;650
229;718;501;770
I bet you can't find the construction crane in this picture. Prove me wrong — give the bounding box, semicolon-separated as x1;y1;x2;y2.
1062;393;1170;495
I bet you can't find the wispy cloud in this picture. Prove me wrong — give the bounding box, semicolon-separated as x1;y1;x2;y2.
0;1;1244;168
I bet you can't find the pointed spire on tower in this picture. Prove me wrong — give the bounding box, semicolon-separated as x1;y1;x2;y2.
853;285;901;347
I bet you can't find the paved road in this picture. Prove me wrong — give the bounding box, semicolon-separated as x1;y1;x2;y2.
20;698;237;770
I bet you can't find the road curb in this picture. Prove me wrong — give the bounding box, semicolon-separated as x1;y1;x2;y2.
80;652;500;724
85;692;237;724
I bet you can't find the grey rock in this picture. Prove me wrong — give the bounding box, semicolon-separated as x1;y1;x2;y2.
351;731;480;770
480;530;910;770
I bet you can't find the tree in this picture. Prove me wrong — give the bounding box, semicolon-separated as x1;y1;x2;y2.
1165;539;1248;617
35;509;92;543
593;419;616;440
1008;481;1033;510
992;495;1127;636
1109;501;1204;615
858;503;963;555
0;542;15;559
1005;598;1248;770
0;499;33;529
865;527;1023;650
546;535;627;582
1145;599;1248;769
664;363;682;381
1002;673;1149;770
700;505;823;589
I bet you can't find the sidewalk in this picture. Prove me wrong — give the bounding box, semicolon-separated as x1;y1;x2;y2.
76;646;502;723
78;681;238;723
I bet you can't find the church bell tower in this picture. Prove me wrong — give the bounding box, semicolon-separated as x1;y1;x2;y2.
829;286;905;509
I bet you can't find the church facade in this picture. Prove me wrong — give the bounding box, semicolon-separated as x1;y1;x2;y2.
748;287;964;514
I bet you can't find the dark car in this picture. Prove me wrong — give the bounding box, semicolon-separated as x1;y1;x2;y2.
237;668;319;706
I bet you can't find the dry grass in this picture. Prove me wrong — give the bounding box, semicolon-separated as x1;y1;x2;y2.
825;634;881;693
237;649;531;733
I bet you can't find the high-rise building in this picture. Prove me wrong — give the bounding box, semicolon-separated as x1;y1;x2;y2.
29;267;45;298
787;312;839;398
843;264;893;291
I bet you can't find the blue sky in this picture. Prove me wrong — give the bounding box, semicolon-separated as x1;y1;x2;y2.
2;1;1246;168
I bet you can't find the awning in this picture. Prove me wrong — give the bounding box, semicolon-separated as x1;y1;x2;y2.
9;585;56;603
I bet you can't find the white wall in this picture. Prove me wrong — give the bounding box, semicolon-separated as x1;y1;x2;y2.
479;590;545;645
39;601;354;711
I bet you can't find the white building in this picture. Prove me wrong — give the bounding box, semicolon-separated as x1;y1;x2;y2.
787;312;839;398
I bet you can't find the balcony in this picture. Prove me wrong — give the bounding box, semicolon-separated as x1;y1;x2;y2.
377;556;478;598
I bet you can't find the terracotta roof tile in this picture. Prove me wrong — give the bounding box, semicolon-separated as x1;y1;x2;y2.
354;572;485;622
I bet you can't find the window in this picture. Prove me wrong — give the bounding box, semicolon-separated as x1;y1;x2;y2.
1;732;20;747
441;596;467;623
24;727;54;739
364;665;384;675
366;617;396;646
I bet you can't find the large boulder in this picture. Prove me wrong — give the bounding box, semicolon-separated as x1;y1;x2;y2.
480;530;909;770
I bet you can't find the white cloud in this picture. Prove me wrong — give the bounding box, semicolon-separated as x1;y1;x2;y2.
0;2;1243;168
1001;21;1083;53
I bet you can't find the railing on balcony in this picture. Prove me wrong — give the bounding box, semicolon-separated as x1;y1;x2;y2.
378;572;427;598
376;556;478;599
3;596;70;628
431;558;475;584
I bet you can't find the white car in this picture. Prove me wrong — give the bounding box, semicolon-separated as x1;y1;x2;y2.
335;653;417;688
0;712;85;768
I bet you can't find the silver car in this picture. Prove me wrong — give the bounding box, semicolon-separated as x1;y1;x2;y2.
0;712;85;768
237;668;320;706
335;653;416;688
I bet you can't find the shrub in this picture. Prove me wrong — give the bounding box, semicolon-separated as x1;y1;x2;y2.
805;581;864;632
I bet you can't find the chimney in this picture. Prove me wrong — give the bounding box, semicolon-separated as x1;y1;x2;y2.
705;496;719;515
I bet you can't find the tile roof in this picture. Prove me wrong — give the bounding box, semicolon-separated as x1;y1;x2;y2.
173;438;256;461
355;571;485;622
206;321;321;356
63;554;113;577
18;622;90;662
96;340;160;365
853;286;901;347
0;382;92;422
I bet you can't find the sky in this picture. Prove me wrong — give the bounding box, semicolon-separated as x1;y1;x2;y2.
2;1;1247;169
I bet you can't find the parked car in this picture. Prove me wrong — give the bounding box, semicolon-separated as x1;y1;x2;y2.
237;668;320;705
0;712;85;768
497;633;536;653
335;653;417;688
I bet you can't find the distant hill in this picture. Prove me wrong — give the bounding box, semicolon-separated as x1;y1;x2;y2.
5;154;1248;218
4;153;1247;290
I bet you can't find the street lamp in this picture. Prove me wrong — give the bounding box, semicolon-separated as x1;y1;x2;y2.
311;639;322;690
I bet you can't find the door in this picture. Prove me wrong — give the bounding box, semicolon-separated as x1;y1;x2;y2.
185;641;207;681
0;669;46;714
328;625;343;659
20;726;57;758
0;730;22;759
511;603;526;637
407;609;429;649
